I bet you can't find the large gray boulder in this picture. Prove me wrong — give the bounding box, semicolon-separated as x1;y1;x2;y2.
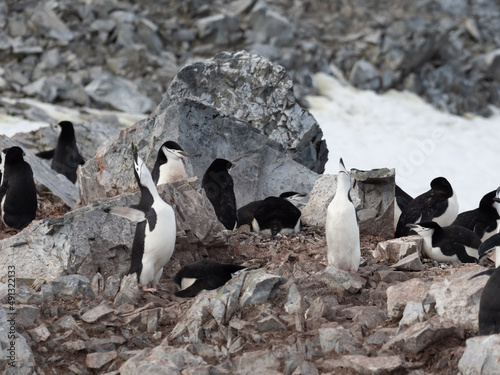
0;179;224;284
79;98;318;208
161;50;328;174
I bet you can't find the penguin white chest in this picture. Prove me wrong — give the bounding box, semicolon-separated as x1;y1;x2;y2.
141;203;176;284
325;195;360;272
158;159;186;184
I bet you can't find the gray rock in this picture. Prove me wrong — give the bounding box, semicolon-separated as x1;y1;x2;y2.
382;315;464;354
319;325;366;355
51;275;95;301
0;134;78;207
196;14;242;46
233;350;281;375
119;346;206;374
30;3;74;42
349;60;380;90
321;354;406;375
16;305;41;330
105;275;121;299
114;274;141;308
27;324;50;342
86;351;118;369
162;50;327;174
84;72;155;114
169;293;212;344
458;335;500;375
240;269;281;306
390;252;424;271
301;174;336;227
80;302;116;323
52;315;89;340
319;265;367;295
373;236;423;263
284;283;306;314
386;278;434;319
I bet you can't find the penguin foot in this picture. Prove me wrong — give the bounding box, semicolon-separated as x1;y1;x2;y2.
142;286;157;292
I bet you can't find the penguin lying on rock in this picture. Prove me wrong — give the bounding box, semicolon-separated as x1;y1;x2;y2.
173;259;246;298
407;222;480;263
105;145;176;292
251;196;301;240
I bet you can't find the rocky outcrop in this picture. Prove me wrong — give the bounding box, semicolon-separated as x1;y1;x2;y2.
79;53;321;207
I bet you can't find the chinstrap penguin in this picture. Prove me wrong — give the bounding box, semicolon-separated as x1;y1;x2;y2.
279;191;308;211
151;141;189;185
202;158;237;230
453;187;500;242
325;158;361;272
407;222;480;263
394;185;413;230
470;267;500;335
173;259;246;298
251;196;301;239
36;121;85;184
104;146;176;292
395;177;458;238
0;147;37;230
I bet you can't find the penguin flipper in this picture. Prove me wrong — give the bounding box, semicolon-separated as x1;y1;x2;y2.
174;279;209;298
470;269;495;280
452;243;478;263
479;232;500;258
104;206;146;222
36;149;55;159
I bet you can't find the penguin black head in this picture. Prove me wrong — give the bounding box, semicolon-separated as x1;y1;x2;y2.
159;141;189;161
430;177;453;198
57;121;76;138
4;146;25;164
209;158;234;172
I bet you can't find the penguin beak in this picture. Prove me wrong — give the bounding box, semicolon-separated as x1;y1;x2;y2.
406;224;418;229
179;150;189;157
493;198;500;203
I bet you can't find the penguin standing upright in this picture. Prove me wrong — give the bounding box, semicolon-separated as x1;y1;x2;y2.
251;196;301;239
0;147;37;230
151;141;189;185
173;259;246;298
407;222;480;263
325;158;360;272
105;146;176;292
453;188;500;241
395;177;458;237
36;121;85;183
471;268;500;335
202;158;237;230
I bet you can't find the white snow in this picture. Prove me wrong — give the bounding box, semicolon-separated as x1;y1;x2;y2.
307;72;500;211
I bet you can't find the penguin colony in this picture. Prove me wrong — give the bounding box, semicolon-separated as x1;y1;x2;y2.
5;119;500;335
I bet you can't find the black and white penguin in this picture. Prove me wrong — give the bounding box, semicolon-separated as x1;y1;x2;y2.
452;188;500;242
105;147;176;292
202;158;237;230
36;121;85;184
478;232;500;268
325;158;360;272
173;259;246;298
251;196;301;239
395;177;459;238
407;222;480;263
471;267;500;335
0;147;37;230
151;141;189;185
394;185;413;230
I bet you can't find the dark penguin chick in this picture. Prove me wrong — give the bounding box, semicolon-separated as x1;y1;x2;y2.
395;177;458;238
252;196;301;239
407;222;480;263
104;146;176;292
202;158;237;230
478;232;500;268
394;185;413;230
151;141;189;185
470;268;500;335
173;259;246;298
237;200;263;227
36;121;85;183
453;188;500;241
0;147;37;230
